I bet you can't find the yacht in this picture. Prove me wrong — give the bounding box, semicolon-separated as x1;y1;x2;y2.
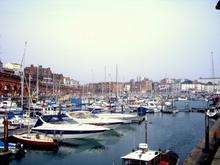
31;116;110;139
66;111;124;129
96;113;145;124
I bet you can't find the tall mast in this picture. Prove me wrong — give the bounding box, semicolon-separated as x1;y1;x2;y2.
52;73;55;98
116;64;118;99
20;41;27;110
211;51;215;79
28;74;31;136
36;65;39;102
104;66;107;95
91;68;94;96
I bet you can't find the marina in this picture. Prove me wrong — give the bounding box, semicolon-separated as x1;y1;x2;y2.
9;112;205;165
0;0;220;164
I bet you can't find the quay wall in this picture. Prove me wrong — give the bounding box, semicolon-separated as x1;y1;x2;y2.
184;118;220;165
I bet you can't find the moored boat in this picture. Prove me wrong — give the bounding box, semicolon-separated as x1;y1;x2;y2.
32;116;110;139
121;143;179;165
0;140;25;161
66;111;124;129
12;133;58;150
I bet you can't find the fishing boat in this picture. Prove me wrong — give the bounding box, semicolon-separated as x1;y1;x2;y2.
32;116;110;139
121;120;179;165
121;143;179;165
66;111;124;129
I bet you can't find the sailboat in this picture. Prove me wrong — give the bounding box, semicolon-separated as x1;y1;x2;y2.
12;50;58;150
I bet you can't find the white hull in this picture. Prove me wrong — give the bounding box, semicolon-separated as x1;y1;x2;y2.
44;132;104;139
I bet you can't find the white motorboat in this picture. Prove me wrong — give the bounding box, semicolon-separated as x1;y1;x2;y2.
140;101;161;113
96;113;145;124
0;100;17;109
66;111;124;129
32;116;110;139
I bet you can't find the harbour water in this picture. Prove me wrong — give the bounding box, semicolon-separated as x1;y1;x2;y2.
11;112;205;165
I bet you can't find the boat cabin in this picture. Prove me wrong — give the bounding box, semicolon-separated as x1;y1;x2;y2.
122;143;160;165
121;143;179;165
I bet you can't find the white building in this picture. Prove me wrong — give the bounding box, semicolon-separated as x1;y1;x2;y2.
198;77;220;93
4;63;21;75
181;80;204;92
63;77;71;86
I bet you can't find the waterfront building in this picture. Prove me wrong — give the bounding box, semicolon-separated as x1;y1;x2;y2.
63;76;71;86
70;78;80;87
63;77;80;88
0;63;81;97
129;78;153;93
24;65;53;81
4;63;21;75
181;80;204;92
198;77;220;84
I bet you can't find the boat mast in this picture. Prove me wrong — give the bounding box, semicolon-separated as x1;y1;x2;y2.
28;74;31;136
104;65;106;96
52;73;55;98
36;65;39;102
211;51;216;92
116;64;118;99
20;41;27;110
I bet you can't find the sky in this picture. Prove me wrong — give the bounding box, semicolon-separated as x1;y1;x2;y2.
0;0;219;83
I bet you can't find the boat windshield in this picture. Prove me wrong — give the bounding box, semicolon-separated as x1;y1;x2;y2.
70;112;98;119
42;115;78;124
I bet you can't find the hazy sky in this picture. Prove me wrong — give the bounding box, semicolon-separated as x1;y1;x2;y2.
0;0;219;83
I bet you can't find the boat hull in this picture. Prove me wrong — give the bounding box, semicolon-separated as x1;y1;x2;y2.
31;129;107;139
12;135;58;150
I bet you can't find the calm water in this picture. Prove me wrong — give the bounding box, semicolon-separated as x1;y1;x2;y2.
11;112;205;165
